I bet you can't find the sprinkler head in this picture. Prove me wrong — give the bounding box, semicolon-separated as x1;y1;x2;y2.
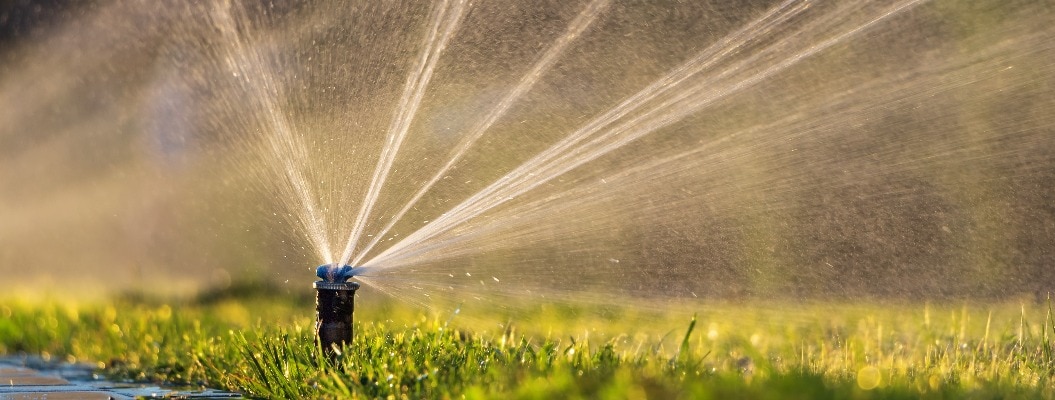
314;264;360;360
316;263;357;282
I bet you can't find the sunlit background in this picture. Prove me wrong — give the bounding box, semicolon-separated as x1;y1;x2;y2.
1;0;1053;309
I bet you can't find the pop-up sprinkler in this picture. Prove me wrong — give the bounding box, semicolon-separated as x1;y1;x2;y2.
314;264;359;359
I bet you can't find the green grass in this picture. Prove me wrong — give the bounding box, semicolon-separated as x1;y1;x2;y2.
2;289;1055;399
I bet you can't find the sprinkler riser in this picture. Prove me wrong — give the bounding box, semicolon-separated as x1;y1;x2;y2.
314;281;359;357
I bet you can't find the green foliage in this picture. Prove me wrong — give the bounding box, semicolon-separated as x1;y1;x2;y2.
2;297;1055;398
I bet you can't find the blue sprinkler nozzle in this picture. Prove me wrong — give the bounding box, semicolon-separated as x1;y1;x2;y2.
316;264;357;282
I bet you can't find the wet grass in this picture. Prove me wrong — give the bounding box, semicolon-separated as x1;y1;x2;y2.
2;290;1055;399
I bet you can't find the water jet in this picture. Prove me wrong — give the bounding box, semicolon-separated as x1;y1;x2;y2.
1;0;1053;310
314;264;360;358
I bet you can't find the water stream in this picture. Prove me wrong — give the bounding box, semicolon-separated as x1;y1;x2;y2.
0;0;1052;309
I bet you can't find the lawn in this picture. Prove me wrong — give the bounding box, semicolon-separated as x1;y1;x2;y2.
2;284;1054;399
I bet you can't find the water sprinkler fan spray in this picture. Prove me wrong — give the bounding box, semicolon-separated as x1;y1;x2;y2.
314;264;359;359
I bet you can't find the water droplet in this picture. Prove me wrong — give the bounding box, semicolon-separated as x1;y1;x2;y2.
857;366;881;390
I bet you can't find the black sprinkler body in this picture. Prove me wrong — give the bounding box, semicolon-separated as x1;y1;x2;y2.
314;280;360;357
314;264;361;359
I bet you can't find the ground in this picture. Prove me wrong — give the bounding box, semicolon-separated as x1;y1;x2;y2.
2;285;1054;399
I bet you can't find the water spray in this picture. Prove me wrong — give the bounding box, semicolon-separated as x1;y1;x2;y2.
314;264;359;359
